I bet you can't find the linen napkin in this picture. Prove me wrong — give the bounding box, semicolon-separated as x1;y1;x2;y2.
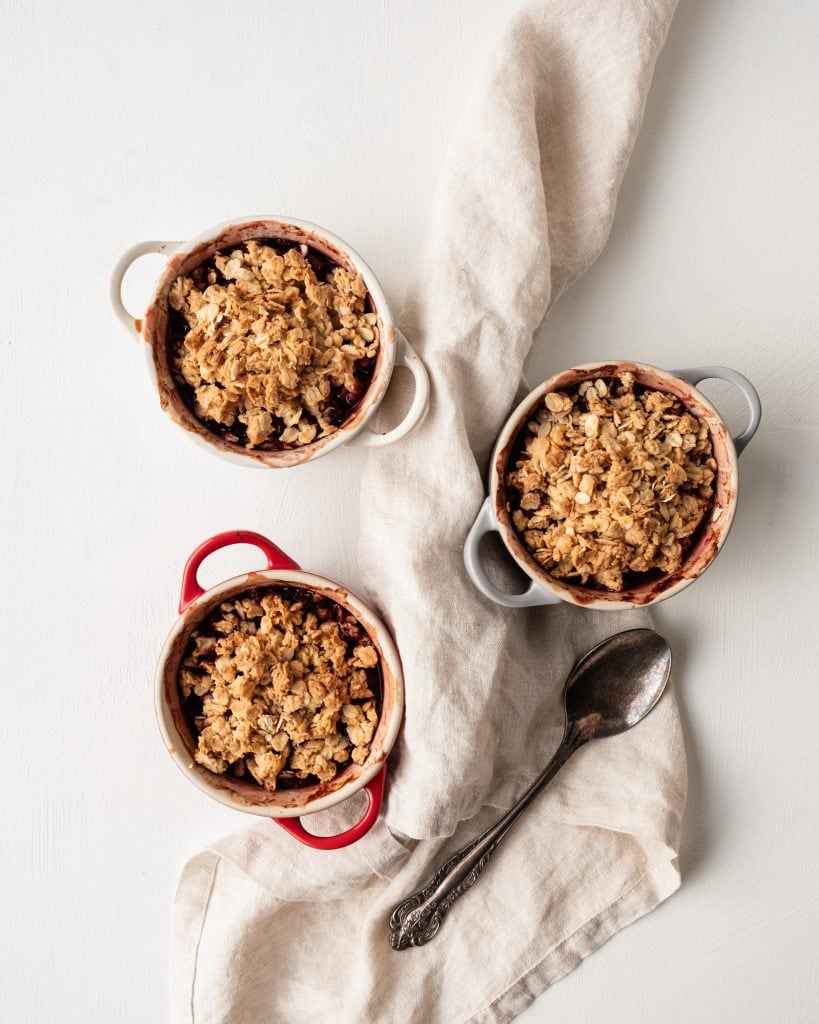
171;1;686;1021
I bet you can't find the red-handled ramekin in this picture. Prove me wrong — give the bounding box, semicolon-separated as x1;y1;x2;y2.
155;531;404;850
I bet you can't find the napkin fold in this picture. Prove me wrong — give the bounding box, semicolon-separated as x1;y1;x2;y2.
172;1;686;1020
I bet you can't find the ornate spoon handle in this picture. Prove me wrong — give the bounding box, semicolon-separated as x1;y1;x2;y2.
389;726;585;949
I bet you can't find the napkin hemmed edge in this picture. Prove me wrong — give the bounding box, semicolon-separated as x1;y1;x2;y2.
171;851;220;1024
464;848;681;1024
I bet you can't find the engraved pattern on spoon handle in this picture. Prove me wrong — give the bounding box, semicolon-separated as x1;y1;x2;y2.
389;728;584;950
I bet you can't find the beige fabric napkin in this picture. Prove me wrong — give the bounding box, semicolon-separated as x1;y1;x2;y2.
171;1;686;1020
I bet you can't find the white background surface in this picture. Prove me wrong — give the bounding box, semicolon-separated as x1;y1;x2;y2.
1;1;817;1022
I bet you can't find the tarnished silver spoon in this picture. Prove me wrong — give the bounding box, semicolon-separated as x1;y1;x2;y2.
389;628;672;950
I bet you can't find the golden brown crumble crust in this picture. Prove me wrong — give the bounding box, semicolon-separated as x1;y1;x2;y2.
506;373;716;591
180;590;379;789
168;240;379;448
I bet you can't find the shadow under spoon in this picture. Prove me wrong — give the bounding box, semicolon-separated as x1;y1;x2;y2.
389;627;672;950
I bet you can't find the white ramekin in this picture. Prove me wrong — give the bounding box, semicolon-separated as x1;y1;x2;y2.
111;216;429;467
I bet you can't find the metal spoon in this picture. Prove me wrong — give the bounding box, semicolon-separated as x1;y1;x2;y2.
389;628;672;950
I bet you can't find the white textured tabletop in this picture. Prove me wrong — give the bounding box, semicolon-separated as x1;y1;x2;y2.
2;1;817;1022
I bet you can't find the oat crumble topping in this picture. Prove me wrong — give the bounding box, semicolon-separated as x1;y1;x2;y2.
506;373;716;592
168;240;379;449
179;588;380;789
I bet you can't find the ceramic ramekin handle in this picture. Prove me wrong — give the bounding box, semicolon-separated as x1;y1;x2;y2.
674;366;762;456
463;497;561;608
275;766;386;849
347;330;430;448
110;240;181;336
179;530;300;612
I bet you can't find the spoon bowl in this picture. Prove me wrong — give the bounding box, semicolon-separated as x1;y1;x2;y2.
567;628;672;741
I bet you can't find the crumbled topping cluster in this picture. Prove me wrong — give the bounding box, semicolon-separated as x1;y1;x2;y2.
168;240;378;448
506;373;716;591
179;589;380;789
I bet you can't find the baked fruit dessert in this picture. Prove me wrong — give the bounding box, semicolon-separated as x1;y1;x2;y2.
506;371;716;592
178;586;381;790
167;238;379;450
